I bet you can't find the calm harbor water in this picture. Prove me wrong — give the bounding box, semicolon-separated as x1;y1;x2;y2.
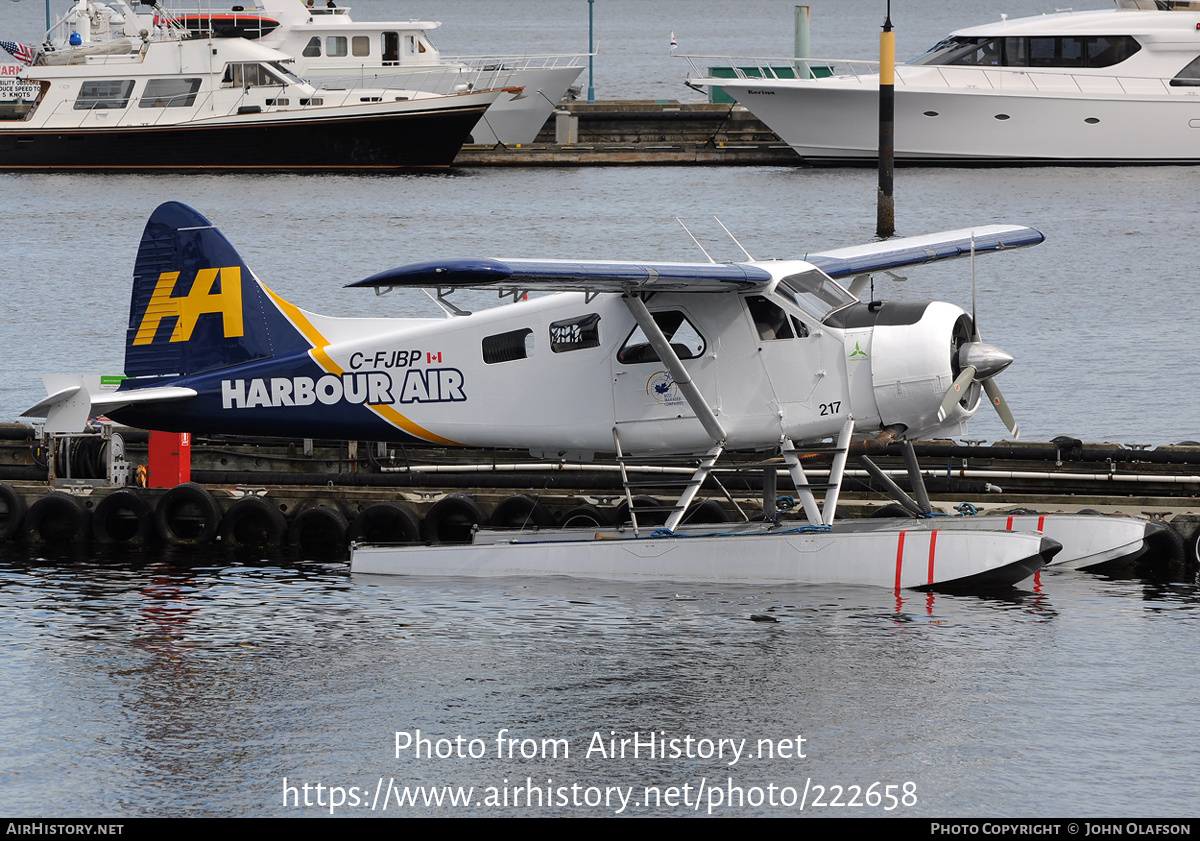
1;0;1198;819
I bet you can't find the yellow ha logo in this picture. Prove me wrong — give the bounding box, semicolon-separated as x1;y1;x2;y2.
133;267;244;345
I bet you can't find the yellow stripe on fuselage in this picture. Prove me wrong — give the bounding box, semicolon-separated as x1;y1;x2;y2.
258;280;461;447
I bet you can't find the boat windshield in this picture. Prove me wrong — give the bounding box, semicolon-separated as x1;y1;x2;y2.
775;270;856;323
269;62;305;85
909;35;1140;68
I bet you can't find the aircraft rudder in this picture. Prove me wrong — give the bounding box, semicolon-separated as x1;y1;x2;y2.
124;203;306;380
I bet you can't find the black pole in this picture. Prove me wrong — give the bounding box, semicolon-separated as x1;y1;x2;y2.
876;1;895;238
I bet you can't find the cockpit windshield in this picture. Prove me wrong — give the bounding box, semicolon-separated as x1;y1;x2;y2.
775;270;856;322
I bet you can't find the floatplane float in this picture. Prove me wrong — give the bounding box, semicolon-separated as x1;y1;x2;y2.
23;203;1158;588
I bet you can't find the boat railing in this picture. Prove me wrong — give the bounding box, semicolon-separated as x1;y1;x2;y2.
680;54;881;83
450;53;590;71
684;55;1187;97
900;64;1183;97
312;65;485;95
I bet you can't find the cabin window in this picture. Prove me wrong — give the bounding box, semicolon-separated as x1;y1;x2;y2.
223;63;286;88
910;35;1140;69
1171;55;1200;86
73;80;134;110
352;36;370;57
617;311;706;365
404;35;417;56
483;328;534;364
745;296;795;341
549;314;601;353
138;78;201;108
776;270;856;323
302;36;321;58
326;36;348;57
382;32;399;65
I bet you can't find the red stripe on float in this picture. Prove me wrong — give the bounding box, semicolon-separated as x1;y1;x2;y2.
1006;515;1015;530
895;530;907;590
927;530;938;584
1037;515;1045;532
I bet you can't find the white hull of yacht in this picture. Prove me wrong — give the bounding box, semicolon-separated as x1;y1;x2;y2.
311;63;583;145
351;522;1057;590
716;77;1200;164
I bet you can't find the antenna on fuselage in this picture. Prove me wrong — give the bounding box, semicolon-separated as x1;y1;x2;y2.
675;217;716;264
714;216;754;261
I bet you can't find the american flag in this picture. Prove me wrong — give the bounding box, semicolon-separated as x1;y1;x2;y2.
0;40;36;65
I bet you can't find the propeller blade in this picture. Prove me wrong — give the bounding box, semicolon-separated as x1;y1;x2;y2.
970;233;983;342
937;365;976;423
983;378;1020;439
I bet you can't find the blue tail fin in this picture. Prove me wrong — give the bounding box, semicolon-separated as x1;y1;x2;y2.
125;202;309;380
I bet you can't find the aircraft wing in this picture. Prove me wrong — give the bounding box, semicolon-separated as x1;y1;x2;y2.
348;258;774;294
802;225;1044;279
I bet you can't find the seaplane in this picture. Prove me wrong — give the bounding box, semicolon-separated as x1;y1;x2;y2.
25;201;1155;589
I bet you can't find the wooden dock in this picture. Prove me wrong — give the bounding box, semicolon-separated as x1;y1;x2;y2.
0;423;1197;564
455;100;803;166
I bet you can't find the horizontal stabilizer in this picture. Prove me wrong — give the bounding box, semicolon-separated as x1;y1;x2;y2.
803;225;1044;279
22;374;196;434
349;258;774;294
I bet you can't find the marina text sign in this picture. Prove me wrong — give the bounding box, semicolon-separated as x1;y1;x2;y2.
0;77;40;101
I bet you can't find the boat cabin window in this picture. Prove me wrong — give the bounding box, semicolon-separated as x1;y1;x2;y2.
302;36;321;58
617;311;706;365
326;36;348;57
382;32;399;65
549;314;601;353
352;36;370;57
910;35;1140;69
775;270;856;323
223;63;288;88
138;78;201;108
1170;55;1200;86
745;295;796;340
483;328;534;364
73;80;134;111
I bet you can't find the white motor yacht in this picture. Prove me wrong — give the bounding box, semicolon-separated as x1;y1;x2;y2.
135;1;586;145
0;0;503;169
686;0;1200;164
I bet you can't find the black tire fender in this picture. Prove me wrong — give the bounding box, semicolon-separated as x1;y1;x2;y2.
155;482;221;545
220;496;288;549
614;495;667;526
0;482;27;540
288;504;350;553
92;488;154;544
488;494;555;529
559;503;610;530
348;501;423;545
25;491;89;546
683;499;729;525
422;493;487;544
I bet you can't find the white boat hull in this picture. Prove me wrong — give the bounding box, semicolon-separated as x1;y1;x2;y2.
351;521;1057;590
306;64;583;146
715;78;1200;164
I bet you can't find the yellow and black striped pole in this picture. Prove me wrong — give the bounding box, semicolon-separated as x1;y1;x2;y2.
877;2;895;238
